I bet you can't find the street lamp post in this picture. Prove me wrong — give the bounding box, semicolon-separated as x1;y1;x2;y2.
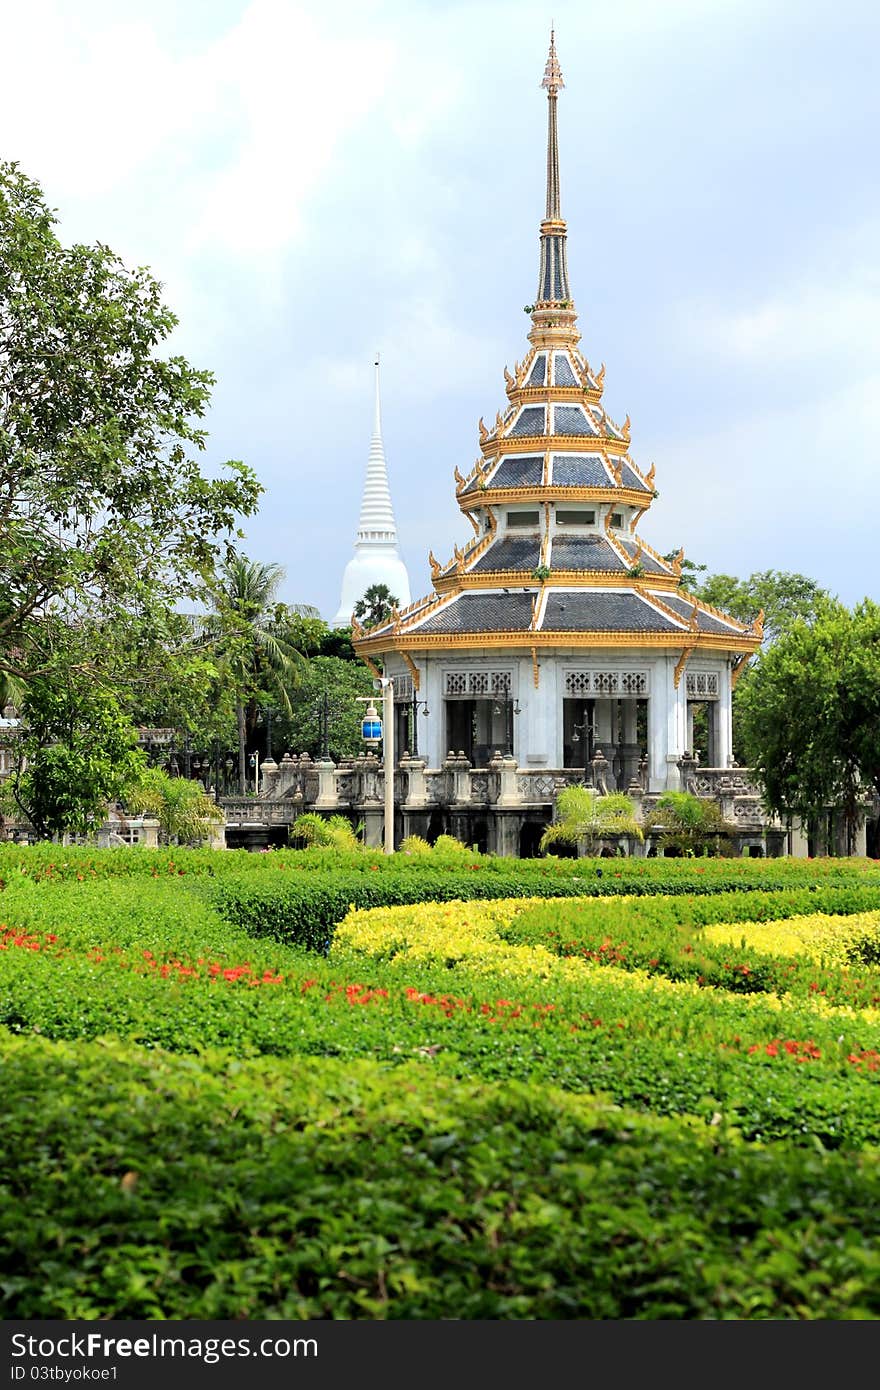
491;693;521;756
357;680;395;855
408;696;430;758
381;678;394;855
317;690;331;759
571;714;597;775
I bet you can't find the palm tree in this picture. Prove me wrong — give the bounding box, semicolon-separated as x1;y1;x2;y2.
214;553;308;794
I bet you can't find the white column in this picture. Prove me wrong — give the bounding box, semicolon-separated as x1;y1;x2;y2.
662;654;688;790
647;659;666;790
522;653;551;766
718;663;733;767
424;659;443;768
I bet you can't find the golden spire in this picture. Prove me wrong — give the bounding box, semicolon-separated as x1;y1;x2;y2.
531;27;576;343
542;28;564;219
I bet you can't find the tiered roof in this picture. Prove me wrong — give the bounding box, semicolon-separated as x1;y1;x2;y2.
353;34;761;666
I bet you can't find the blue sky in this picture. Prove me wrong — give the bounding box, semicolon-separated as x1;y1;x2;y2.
5;0;879;618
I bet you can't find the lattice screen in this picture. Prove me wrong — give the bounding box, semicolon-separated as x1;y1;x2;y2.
686;672;719;700
444;671;512;698
564;671;648;697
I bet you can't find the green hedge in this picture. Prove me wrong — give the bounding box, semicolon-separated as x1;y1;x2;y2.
3;1034;880;1320
202;872;880;955
3;881;880;1150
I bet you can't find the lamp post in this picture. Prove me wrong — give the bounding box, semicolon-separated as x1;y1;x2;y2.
357;681;395;855
571;718;597;774
491;693;521;755
408;695;430;757
317;690;332;760
381;678;394;855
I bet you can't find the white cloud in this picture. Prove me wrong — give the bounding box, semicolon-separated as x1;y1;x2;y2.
186;1;395;254
673;226;880;374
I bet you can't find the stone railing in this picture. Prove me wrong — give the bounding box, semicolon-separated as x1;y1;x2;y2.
222;798;300;827
226;753;774;828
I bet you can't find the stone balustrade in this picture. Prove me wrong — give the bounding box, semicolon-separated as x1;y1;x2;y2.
226;753;775;828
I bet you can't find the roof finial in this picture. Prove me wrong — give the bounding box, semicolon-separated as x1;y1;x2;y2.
542;28;563;222
533;27;572;314
542;26;564;97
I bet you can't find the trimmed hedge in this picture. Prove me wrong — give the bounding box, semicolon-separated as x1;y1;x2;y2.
3;1034;880;1320
203;873;880;955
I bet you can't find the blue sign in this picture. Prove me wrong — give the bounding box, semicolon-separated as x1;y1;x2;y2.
361;717;383;741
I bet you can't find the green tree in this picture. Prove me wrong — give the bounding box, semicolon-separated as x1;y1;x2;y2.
540;787;643;855
737;599;880;854
272;656;375;762
0;161;260;693
212;553;307;793
643;791;734;857
663;560;832;759
283;614;358;662
662;552;708;589
5;675;144;840
691;569;832;644
353;583;399;629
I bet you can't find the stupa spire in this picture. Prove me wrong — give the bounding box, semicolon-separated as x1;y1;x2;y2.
332;356;411;627
356;355;397;543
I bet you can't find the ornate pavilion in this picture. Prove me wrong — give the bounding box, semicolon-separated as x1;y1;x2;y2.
352;33;763;834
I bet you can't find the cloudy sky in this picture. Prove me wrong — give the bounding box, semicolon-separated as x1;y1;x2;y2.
5;0;879;618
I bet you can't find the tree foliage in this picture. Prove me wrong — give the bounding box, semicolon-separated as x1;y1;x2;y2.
691;569;832;645
271;656;375;762
353;583;399;629
5;676;144;840
121;765;223;846
0;161;260;691
737;599;880;852
289;812;362;851
211;553;308;791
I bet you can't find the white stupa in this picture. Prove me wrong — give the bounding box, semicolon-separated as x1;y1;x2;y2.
332;358;411;627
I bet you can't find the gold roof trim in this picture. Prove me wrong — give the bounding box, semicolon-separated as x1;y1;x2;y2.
639;589;692;630
509;384;601;406
512;346;539;390
434;524;497;581
355;629;764;656
459;486;650;512
456;456;490;497
677;588;752;635
401;651;421;691
673;645;695;690
731;653;752;689
432;569;681;594
629;532;675;575
472;430;631;458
